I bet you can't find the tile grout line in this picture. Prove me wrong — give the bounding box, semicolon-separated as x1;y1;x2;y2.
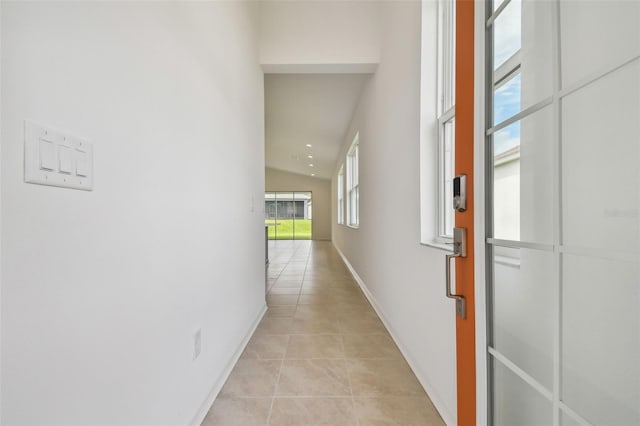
265;334;290;426
341;333;360;426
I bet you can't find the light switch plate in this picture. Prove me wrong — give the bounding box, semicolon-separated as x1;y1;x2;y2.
39;140;56;171
24;121;94;191
59;146;74;174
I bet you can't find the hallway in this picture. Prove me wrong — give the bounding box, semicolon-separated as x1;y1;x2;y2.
202;241;445;425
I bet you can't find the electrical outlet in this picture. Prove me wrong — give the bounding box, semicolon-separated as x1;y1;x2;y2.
193;329;202;360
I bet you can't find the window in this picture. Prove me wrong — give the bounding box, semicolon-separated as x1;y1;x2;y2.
436;0;456;240
337;165;345;224
346;133;359;228
264;192;313;240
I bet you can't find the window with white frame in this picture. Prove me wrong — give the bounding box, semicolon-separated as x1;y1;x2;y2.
337;165;345;224
346;134;359;228
436;0;456;240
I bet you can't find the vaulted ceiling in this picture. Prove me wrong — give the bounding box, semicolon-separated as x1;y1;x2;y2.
264;73;370;180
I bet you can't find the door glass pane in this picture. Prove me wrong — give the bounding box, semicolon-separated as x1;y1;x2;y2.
492;105;554;243
493;72;521;125
562;60;640;254
492;358;553;426
562;254;640;425
293;192;312;240
518;0;553;108
492;0;553;126
560;0;640;88
492;246;554;389
488;0;639;424
493;0;521;70
560;411;582;426
265;192;277;240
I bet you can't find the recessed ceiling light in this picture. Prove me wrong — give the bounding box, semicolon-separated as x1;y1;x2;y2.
307;155;313;159
311;174;315;177
306;144;312;147
309;164;314;167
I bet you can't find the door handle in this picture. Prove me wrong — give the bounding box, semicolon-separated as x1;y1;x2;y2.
446;227;467;319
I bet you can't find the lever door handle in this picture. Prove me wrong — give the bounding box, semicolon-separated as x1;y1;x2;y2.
445;227;467;319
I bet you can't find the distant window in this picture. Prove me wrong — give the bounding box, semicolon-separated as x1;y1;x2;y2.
337;165;345;224
346;134;359;228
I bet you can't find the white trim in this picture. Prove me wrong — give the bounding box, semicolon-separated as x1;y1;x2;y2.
559;245;637;264
437;106;456;125
558;402;595;426
551;1;562;423
337;165;345;225
345;134;359;228
419;0;440;246
486;96;553;135
420;240;454;253
190;304;268;426
493;51;521;86
435;0;456;240
437;113;456;239
0;3;3;419
333;242;456;426
487;238;554;252
474;1;488;423
557;53;640;101
260;63;378;74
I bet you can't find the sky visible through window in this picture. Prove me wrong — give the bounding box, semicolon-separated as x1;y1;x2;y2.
494;73;521;155
493;0;522;156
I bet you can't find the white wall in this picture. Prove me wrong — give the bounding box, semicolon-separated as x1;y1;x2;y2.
332;2;457;424
1;3;265;425
0;2;3;421
265;167;331;241
259;0;380;68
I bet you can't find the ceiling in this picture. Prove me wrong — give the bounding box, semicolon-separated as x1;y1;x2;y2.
264;73;370;180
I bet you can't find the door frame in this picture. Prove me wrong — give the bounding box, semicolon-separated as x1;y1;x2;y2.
472;0;488;424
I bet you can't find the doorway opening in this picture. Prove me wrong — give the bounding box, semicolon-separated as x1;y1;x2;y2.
264;191;313;240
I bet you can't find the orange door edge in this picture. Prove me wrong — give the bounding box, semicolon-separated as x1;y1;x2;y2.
454;0;477;425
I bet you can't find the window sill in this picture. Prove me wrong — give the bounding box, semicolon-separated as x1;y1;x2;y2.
420;240;454;252
346;224;360;230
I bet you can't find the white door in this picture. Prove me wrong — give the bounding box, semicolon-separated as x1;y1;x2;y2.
484;0;640;424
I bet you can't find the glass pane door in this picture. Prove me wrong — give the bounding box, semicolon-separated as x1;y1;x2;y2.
485;1;640;425
293;192;312;240
265;191;313;240
265;192;277;239
277;192;294;240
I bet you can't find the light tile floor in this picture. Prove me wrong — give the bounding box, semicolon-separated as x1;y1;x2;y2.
202;240;445;426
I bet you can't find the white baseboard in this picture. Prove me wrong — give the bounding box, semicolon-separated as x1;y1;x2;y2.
332;243;455;426
190;303;268;426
